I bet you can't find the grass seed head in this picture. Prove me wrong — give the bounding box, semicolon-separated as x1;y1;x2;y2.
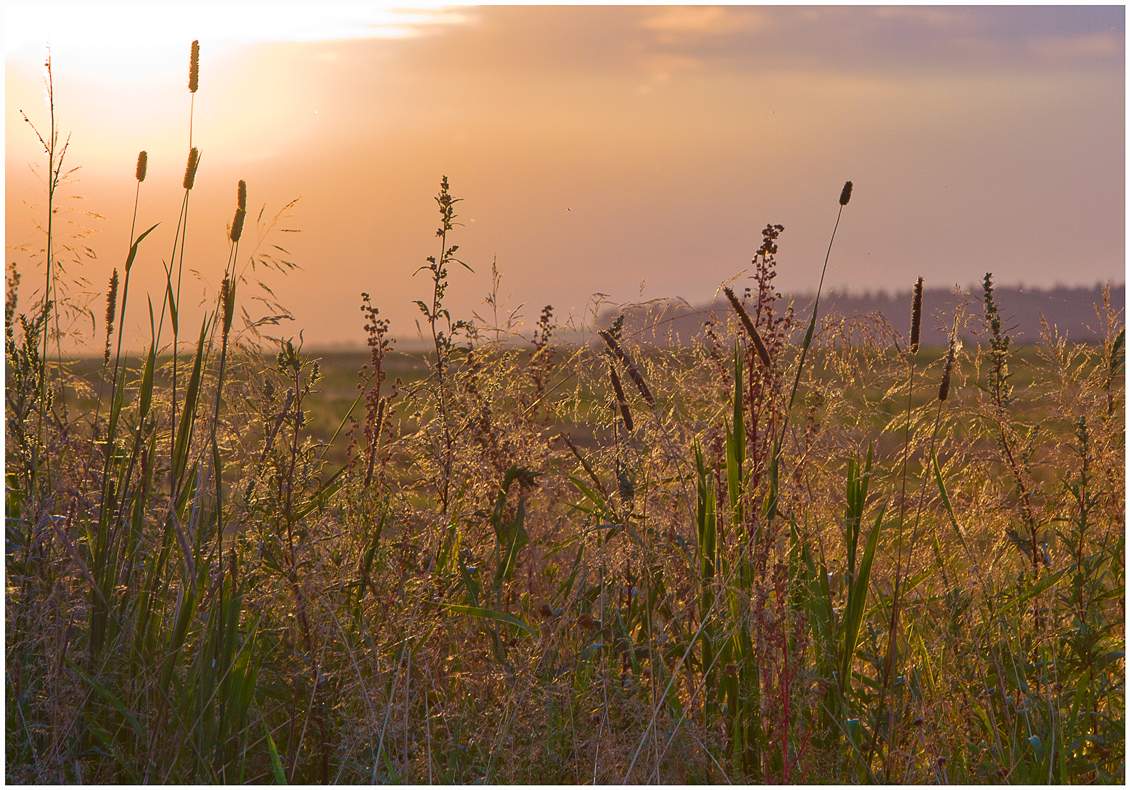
608;360;634;432
723;286;772;368
237;179;247;211
939;328;956;401
188;40;200;93
599;329;655;406
135;150;147;182
221;275;235;337
910;277;923;353
183;147;199;190
103;268;119;365
230;208;246;243
839;180;853;206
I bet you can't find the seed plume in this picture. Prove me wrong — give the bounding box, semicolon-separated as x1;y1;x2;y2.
910;277;923;354
135;150;147;183
188;40;200;93
723;286;772;368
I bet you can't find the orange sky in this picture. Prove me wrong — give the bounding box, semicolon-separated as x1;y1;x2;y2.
5;3;1125;351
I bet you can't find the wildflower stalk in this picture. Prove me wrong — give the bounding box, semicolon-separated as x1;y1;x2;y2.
414;176;469;513
25;56;71;490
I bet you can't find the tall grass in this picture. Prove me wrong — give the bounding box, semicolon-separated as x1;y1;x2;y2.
5;50;1125;785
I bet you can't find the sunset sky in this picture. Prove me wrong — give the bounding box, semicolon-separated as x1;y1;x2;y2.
5;3;1125;350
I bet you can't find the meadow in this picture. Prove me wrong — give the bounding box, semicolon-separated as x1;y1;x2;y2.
5;45;1125;784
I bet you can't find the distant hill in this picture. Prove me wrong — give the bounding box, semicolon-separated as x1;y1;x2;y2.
597;284;1125;347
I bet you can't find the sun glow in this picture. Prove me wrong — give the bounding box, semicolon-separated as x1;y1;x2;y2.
5;1;468;81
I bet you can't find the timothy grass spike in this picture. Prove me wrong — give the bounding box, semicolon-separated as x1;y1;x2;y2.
723;285;772;368
939;325;956;401
598;329;654;406
183;147;199;190
188;40;200;93
103;269;119;366
910;277;923;353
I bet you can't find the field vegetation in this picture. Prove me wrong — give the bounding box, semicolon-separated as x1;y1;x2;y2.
6;46;1125;784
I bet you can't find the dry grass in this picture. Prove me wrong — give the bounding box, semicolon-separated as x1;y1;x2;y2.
5;47;1125;785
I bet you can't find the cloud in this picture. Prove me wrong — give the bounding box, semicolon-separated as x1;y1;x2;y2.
1028;32;1123;60
634;52;701;95
641;6;767;40
870;7;975;29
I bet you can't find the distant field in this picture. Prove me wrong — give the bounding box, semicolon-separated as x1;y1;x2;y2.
63;341;1099;461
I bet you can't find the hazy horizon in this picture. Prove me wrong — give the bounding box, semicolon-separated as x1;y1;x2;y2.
5;3;1125;351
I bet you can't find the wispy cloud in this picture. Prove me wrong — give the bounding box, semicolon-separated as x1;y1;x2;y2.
1028;32;1123;60
641;6;768;40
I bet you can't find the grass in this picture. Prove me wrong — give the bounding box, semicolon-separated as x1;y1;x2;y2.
5;46;1125;784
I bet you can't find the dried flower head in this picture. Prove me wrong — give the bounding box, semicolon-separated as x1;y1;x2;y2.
188;40;200;93
237;179;247;211
183;147;199;190
910;277;923;354
135;150;147;183
839;180;853;206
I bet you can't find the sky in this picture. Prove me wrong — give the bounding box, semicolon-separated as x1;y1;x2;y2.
4;3;1125;350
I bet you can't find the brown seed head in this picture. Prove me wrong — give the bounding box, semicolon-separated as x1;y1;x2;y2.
229;208;246;243
723;286;772;368
839;180;853;206
910;277;923;353
938;328;957;401
135;150;147;182
188;40;200;93
221;275;236;338
608;361;634;433
598;329;655;406
104;269;119;366
237;179;247;211
183;147;199;190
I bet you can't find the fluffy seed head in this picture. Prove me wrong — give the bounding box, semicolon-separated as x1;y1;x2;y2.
188;40;200;93
910;277;923;354
135;150;147;182
237;179;247;211
183;147;199;190
839;180;853;206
